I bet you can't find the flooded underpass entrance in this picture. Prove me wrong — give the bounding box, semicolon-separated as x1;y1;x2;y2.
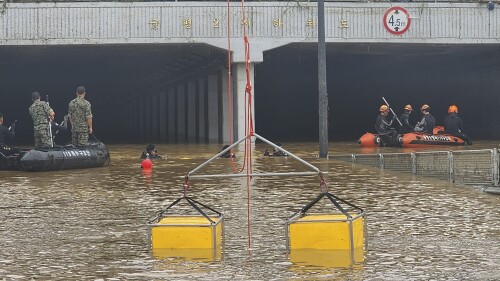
0;44;228;144
1;43;499;145
1;2;500;280
255;43;500;142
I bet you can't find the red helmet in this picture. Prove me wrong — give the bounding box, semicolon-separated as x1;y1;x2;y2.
448;105;458;113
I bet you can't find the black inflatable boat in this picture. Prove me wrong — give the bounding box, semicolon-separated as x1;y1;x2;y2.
0;141;110;172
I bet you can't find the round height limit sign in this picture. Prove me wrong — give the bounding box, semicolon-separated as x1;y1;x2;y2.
383;7;411;35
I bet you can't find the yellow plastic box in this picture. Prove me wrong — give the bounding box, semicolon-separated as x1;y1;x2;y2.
287;213;365;250
149;215;223;249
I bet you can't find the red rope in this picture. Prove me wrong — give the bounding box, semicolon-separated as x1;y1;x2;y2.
319;172;329;193
183;176;190;197
241;0;253;250
226;0;254;249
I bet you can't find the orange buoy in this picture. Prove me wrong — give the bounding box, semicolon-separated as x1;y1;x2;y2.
141;158;153;169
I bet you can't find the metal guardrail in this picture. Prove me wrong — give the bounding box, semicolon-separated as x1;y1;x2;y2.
332;149;500;186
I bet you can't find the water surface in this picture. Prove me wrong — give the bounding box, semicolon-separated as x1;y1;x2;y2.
1;142;499;280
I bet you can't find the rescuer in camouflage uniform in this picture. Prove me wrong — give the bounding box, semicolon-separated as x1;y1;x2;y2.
68;86;93;146
29;92;55;149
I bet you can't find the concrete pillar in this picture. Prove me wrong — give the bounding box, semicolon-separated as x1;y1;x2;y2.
221;69;230;143
234;63;255;140
207;74;219;143
159;91;167;142
187;80;196;144
177;84;186;143
198;77;207;143
168;88;176;143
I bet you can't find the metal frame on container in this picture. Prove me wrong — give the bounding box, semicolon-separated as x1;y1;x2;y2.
285;192;367;264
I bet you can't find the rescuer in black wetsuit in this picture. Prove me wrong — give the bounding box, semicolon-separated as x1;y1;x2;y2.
444;105;473;145
414;104;436;135
220;145;235;158
375;105;399;144
398;104;414;134
140;144;162;159
51;115;69;146
0;112;19;156
272;143;288;156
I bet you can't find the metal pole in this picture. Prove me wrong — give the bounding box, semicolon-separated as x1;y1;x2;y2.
382;97;403;126
187;171;321;179
318;0;328;158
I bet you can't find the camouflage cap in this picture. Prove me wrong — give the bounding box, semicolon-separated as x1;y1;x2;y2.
76;86;86;94
32;91;40;101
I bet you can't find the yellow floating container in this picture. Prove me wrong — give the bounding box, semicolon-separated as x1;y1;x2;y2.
149;215;224;250
287;213;365;250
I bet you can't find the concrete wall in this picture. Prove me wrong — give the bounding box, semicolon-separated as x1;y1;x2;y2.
0;2;498;49
126;69;232;144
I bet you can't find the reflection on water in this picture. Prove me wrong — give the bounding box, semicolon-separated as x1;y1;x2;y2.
0;142;499;280
152;248;222;262
289;248;365;268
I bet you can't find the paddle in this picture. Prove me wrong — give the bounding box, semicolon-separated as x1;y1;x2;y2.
382;97;403;127
91;133;101;143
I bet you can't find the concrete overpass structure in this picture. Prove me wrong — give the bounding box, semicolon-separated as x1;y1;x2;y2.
0;2;498;144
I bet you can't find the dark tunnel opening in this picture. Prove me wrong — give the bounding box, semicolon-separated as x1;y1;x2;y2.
255;43;500;142
0;43;499;146
0;44;227;145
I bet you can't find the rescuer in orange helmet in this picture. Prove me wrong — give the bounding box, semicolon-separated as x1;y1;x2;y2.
375;105;399;145
414;104;436;135
398;104;414;134
443;105;472;145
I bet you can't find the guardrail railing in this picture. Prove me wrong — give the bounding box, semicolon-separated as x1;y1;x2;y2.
332;149;500;186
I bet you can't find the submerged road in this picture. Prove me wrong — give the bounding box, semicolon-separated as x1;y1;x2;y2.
0;142;499;280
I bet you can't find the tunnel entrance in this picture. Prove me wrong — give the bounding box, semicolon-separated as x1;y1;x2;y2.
255;43;500;142
0;44;227;145
1;43;499;145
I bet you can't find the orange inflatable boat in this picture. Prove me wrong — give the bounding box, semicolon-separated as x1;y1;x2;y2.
358;126;465;148
358;132;402;147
